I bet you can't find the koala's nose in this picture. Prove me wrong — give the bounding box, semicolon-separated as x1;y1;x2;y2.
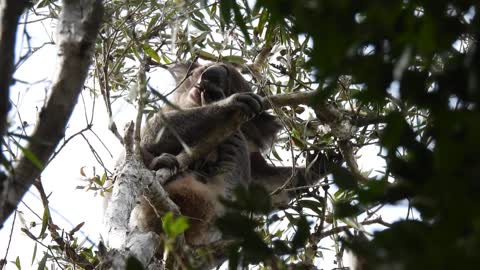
201;65;228;85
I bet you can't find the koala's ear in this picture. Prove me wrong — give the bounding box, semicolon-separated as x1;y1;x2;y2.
168;61;201;83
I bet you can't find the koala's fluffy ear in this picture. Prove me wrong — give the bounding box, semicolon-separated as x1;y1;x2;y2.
168;61;201;83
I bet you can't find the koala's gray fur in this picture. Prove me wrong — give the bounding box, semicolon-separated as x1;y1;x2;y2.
133;62;322;246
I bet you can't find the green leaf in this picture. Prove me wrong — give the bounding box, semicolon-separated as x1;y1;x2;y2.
15;256;21;270
38;207;49;238
340;217;364;231
162;212;189;239
131;46;141;62
190;32;209;45
291;216;310;250
191;17;210;32
100;172;107;185
80;247;95;261
331;165;358;190
37;253;47;270
161;55;172;64
270;146;283;161
232;2;251;45
142;44;160;63
209;2;217;17
206;39;224;51
31;243;37;266
219;0;233;29
264;16;276;45
334;201;361;218
12;141;43;170
93;176;102;186
255;9;269;37
291;135;307;148
21;228;37;240
146;14;160;32
196;50;218;60
273;240;291;255
69;222;85;236
297;199;324;216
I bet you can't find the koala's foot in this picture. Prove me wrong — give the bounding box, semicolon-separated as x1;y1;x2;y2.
149;153;179;172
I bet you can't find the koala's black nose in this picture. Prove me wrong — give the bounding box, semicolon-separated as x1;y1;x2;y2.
201;65;228;85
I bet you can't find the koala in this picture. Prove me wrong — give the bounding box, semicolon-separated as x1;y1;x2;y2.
132;62;323;246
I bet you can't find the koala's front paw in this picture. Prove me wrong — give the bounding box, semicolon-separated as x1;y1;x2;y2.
225;92;264;119
149;153;179;172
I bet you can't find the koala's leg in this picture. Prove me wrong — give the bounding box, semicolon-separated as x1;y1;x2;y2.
164;174;221;245
215;131;251;200
163;131;251;245
129;172;220;246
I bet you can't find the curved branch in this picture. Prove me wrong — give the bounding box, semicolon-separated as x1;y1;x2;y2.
338;140;369;184
0;0;103;226
246;44;273;81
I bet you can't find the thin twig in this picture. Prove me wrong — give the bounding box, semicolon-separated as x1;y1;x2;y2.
34;179;95;269
0;211;17;270
315;217;391;239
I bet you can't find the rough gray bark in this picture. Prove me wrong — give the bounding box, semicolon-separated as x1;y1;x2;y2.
0;0;103;226
103;122;180;268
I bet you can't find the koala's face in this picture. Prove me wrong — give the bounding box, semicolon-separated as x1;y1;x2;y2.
171;63;249;108
188;64;230;106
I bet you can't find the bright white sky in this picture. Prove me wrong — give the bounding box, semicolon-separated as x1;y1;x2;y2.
0;15;125;269
0;10;414;270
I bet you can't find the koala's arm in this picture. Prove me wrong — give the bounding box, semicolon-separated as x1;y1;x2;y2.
141;93;262;169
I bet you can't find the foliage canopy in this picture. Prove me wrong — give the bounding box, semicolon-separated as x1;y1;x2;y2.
1;0;479;269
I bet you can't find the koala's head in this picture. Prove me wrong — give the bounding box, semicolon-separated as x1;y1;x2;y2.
169;62;251;108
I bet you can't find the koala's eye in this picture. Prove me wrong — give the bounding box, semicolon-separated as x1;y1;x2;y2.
201;65;229;86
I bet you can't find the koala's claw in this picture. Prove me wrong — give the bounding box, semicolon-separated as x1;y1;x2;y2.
149;153;179;172
228;92;264;119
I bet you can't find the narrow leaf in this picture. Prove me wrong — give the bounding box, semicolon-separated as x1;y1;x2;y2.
15;256;21;270
37;253;47;270
70;222;85;236
38;207;49;238
291;216;310;250
31;243;37;266
142;44;160;63
331;165;358;190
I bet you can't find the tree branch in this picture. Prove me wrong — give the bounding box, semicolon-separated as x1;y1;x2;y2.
312;217;390;241
103;122;179;268
338;140;369;184
0;0;103;226
0;0;28;149
0;1;29;214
